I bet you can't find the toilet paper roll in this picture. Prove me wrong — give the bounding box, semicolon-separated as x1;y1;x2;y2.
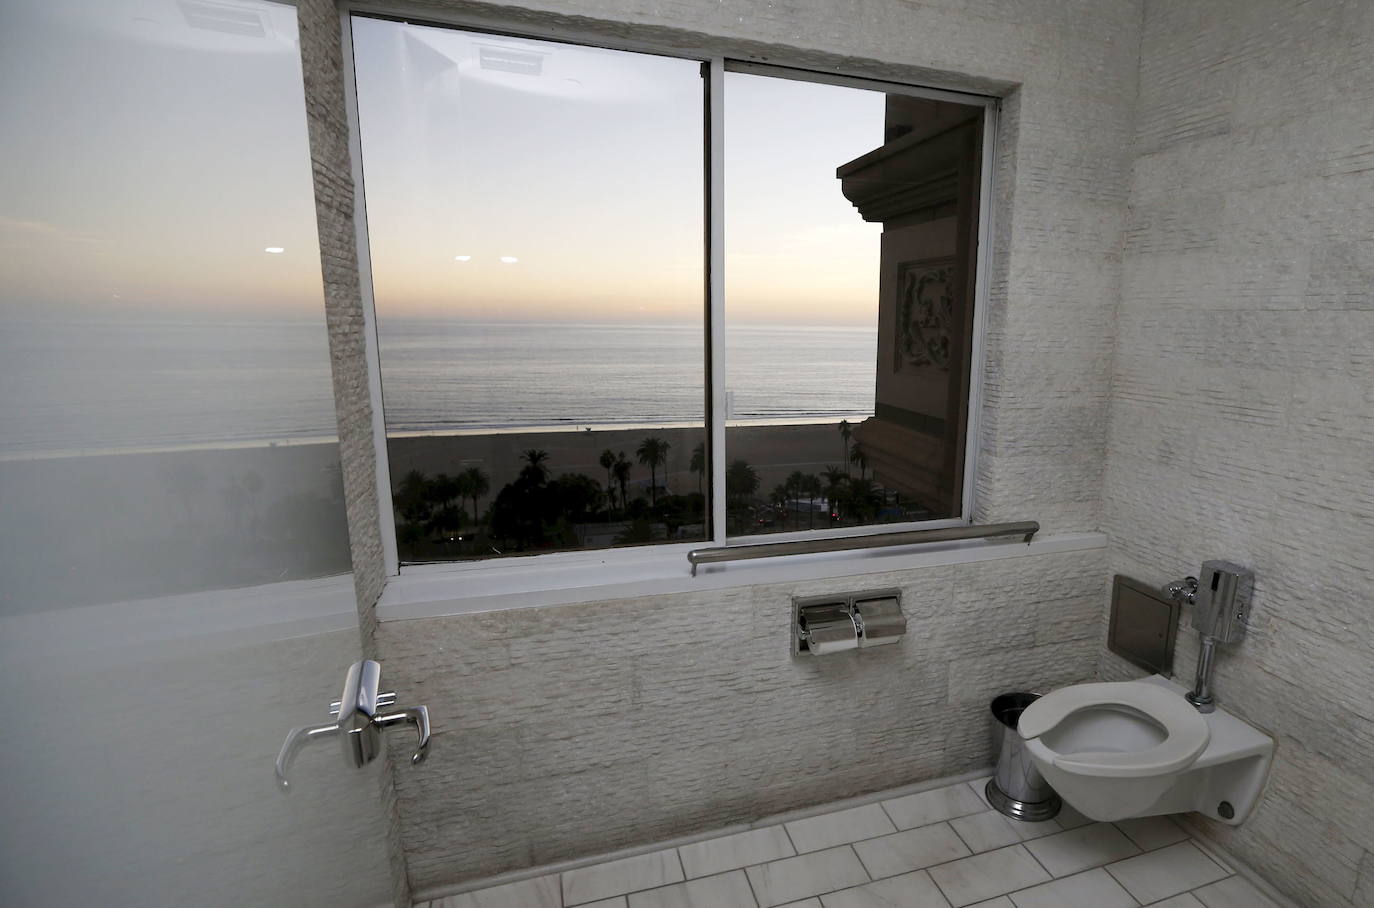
807;630;859;655
803;607;860;655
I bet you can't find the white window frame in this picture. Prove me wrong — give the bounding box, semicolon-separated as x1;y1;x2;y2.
339;7;999;592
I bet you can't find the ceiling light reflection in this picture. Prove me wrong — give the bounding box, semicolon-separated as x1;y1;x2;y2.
499;256;519;264
264;246;285;254
453;255;471;262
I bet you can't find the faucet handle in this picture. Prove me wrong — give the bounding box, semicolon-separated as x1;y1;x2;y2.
377;705;431;765
275;661;430;791
1165;576;1198;604
275;721;340;791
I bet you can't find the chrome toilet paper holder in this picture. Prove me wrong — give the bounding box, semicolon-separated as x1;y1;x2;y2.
793;589;905;655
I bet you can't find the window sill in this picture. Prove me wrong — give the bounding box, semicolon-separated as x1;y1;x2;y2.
375;531;1108;621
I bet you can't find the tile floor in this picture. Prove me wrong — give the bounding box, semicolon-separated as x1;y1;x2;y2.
418;777;1289;908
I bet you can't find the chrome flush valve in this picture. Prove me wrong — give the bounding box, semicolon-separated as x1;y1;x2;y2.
1163;562;1253;714
1165;576;1198;605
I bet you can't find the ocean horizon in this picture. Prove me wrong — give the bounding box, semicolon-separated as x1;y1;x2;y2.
0;314;877;456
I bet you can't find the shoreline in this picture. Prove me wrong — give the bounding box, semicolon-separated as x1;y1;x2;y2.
1;416;872;463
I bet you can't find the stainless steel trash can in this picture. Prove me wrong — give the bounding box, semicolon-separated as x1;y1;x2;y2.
987;692;1061;822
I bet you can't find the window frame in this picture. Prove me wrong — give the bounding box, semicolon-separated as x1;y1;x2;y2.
339;6;999;581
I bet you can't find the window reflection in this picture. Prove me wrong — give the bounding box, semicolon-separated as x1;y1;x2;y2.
724;72;983;536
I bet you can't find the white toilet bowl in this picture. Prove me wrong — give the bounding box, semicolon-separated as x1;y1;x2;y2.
1018;675;1273;824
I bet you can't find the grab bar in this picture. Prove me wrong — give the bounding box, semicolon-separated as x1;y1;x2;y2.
687;520;1039;575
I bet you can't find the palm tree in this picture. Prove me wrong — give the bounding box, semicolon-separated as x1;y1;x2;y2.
599;449;617;511
689;441;706;498
849;443;868;482
785;470;806;530
636;436;670;508
822;466;846;524
803;474;823;529
838;420;853;476
520;449;550;483
459;466;489;524
612;453;632;513
726;459;759;509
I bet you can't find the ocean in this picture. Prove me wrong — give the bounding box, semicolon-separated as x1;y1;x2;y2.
0;315;877;456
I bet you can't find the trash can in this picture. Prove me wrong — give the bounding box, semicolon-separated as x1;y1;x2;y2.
987;692;1061;822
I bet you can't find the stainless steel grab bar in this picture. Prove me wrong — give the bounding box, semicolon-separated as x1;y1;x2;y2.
687;521;1039;575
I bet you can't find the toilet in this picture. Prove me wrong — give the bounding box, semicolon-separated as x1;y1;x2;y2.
1018;675;1274;824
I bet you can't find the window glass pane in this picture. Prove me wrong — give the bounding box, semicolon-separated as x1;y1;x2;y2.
352;18;706;562
724;71;983;536
0;0;350;611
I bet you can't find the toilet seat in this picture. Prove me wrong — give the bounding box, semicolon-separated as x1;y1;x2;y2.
1019;681;1209;779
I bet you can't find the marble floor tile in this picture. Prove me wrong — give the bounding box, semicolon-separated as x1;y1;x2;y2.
819;869;951;908
883;784;987;831
563;848;685;906
1023;823;1140;877
745;846;871;908
949;812;1021;854
1145;895;1205;908
627;869;757;908
787;804;898;854
1004;868;1135;908
967;779;993;809
927;845;1051;907
1050;803;1093;830
429;873;561;908
852;823;970;880
678;826;794;878
1193;874;1282;908
1103;841;1229;904
1114;814;1189;851
421;778;1277;908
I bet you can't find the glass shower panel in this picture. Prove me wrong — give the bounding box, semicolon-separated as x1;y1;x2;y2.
0;2;394;904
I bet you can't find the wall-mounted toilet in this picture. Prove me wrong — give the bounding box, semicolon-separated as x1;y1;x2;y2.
1018;675;1273;824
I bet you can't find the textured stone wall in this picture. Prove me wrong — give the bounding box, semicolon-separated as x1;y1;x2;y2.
379;548;1107;891
296;2;408;904
301;0;1144;896
1101;1;1374;905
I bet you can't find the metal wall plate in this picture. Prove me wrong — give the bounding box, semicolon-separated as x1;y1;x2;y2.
1109;574;1180;674
792;588;904;655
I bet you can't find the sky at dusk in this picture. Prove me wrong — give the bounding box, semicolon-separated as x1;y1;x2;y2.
0;0;327;316
1;1;886;326
353;18;887;326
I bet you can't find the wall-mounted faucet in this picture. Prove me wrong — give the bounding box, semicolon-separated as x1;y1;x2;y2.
275;659;430;790
1165;561;1253;713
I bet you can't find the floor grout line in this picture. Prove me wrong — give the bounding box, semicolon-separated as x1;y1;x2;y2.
1020;838;1056;880
846;843;872;883
739;860;762;908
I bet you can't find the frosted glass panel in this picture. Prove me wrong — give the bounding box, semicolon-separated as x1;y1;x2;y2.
0;0;350;611
0;3;393;906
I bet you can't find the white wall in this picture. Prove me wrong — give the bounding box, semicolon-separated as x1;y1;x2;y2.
1103;1;1374;904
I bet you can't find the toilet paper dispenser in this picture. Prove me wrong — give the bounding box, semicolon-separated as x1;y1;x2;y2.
793;589;905;655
